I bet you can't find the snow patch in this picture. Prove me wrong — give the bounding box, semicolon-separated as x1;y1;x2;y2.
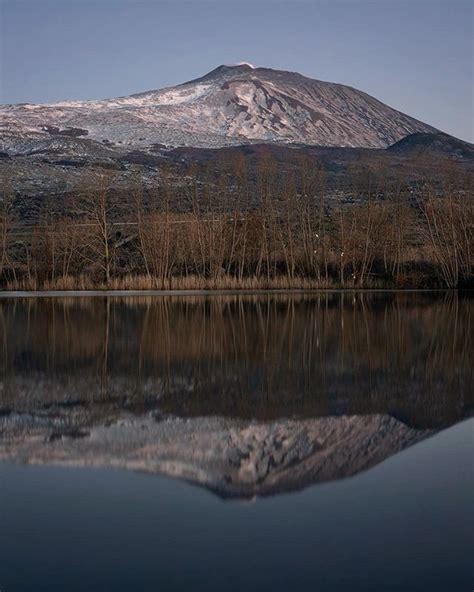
154;84;211;106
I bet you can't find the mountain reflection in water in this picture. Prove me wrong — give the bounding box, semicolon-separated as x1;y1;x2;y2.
0;291;472;496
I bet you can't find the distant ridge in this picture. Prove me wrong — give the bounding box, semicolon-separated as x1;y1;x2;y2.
388;132;474;160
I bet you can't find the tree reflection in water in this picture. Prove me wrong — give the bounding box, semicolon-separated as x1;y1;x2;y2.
0;292;472;430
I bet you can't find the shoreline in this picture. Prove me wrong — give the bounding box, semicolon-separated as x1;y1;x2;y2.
0;287;463;298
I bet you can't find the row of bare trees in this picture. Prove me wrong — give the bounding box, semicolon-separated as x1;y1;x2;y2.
1;157;472;289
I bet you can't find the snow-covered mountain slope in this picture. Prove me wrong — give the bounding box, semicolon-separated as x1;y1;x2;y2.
0;64;437;151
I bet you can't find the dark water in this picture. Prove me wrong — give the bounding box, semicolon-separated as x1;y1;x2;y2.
0;292;473;591
1;420;472;592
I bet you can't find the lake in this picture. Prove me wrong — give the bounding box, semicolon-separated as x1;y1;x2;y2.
0;292;473;591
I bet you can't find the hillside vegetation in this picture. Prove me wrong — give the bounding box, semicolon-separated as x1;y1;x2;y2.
1;154;472;290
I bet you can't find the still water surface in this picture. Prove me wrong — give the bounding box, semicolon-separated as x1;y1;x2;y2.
0;292;472;591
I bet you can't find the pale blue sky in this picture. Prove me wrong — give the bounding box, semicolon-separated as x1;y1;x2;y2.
1;0;472;141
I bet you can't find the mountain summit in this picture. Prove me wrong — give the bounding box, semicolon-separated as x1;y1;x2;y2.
1;64;437;151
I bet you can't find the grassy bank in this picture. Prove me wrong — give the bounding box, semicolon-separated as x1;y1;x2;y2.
3;270;464;292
